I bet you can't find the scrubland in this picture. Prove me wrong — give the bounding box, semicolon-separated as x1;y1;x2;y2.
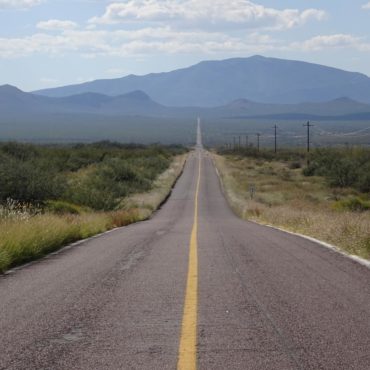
0;142;187;272
214;147;370;260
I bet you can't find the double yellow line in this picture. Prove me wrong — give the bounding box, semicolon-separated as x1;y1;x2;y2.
177;152;201;370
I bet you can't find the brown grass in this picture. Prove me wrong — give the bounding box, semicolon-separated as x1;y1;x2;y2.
213;153;370;260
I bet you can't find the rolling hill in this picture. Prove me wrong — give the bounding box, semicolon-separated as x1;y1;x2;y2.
3;84;370;120
0;86;166;117
34;56;370;106
2;84;370;145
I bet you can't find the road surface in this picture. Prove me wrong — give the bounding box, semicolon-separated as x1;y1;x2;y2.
1;127;370;370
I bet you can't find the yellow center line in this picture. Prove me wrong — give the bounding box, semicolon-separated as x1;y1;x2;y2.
177;151;201;370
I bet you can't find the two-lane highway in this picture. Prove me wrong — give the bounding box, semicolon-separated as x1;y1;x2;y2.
1;127;370;369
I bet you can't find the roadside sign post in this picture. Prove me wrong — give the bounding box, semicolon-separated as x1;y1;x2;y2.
249;184;256;200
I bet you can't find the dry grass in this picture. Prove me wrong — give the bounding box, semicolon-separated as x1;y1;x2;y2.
122;154;187;219
213;153;370;260
0;154;187;273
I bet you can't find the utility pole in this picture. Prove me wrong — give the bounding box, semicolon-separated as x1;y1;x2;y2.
238;136;241;149
303;121;314;165
245;135;249;148
233;136;236;151
303;121;314;153
273;124;278;154
256;133;261;152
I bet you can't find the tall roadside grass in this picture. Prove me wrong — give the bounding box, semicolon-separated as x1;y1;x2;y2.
213;153;370;260
0;154;187;273
122;154;187;219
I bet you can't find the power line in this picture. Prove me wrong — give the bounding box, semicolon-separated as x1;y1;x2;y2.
315;124;370;137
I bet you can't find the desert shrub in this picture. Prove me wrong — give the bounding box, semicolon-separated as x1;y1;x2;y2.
355;162;370;193
65;159;155;210
333;197;370;212
327;158;358;187
0;142;39;161
218;146;306;162
0;157;65;202
65;170;121;211
0;143;187;272
0;141;187;210
289;161;301;169
302;148;370;193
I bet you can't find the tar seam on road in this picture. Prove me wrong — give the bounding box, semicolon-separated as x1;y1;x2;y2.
177;151;201;370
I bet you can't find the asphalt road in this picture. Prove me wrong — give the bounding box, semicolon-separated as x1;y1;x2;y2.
1;130;370;369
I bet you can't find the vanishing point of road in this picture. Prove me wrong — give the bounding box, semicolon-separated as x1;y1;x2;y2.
1;125;370;370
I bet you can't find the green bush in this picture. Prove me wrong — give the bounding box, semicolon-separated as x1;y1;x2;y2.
220;145;370;196
327;158;357;188
302;148;370;193
0;141;187;211
0;156;66;202
333;196;370;212
355;162;370;193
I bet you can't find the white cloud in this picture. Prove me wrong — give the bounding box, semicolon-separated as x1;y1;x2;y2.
294;34;363;51
0;34;70;58
89;0;326;31
362;2;370;9
37;19;79;31
36;19;78;31
0;0;42;9
0;0;330;60
2;27;370;60
0;27;283;58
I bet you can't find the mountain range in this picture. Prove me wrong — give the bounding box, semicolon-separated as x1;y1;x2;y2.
0;85;164;116
2;84;370;121
2;54;370;144
34;56;370;106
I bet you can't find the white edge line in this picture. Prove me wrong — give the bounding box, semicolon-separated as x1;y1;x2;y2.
252;221;370;270
211;152;370;271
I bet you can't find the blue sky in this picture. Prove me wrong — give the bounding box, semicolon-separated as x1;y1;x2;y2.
1;0;370;91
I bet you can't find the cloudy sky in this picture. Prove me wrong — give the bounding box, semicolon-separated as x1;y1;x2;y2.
1;0;370;91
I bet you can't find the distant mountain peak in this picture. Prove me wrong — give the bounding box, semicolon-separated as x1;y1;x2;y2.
33;56;370;106
249;55;266;60
0;84;23;94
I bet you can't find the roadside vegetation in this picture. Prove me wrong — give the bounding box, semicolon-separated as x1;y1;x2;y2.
0;142;187;272
214;146;370;260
